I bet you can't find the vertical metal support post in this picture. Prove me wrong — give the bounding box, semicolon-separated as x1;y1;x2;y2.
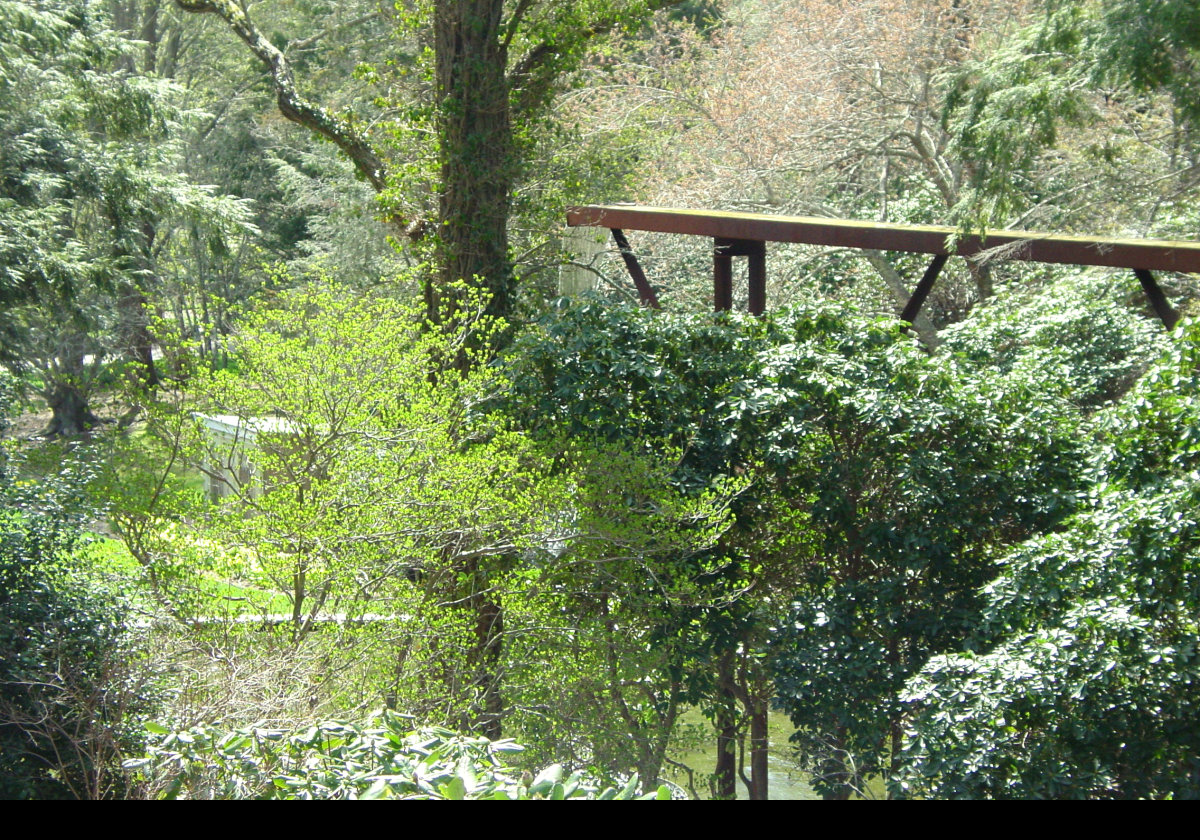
900;254;948;324
714;242;734;312
1133;268;1180;330
747;240;767;315
714;238;767;314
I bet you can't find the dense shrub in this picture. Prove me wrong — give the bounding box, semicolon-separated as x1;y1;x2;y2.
134;711;670;800
938;272;1168;410
0;376;153;799
897;320;1200;799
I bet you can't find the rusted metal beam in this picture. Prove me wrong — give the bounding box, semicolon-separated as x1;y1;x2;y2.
901;254;949;324
568;205;1200;274
1133;268;1180;329
610;228;660;309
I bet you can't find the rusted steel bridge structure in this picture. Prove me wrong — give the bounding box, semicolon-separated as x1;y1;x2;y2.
567;205;1200;329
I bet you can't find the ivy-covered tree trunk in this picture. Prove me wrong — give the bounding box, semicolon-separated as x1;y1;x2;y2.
454;556;505;740
433;0;514;323
433;0;513;740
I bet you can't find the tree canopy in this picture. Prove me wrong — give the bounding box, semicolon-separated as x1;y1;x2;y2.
2;0;1199;800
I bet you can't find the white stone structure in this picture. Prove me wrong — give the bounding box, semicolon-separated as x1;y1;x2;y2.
194;413;298;503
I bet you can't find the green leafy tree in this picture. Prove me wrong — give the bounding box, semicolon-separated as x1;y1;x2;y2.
173;286;535;627
159;286;620;744
896;319;1200;799
505;297;1089;798
750;305;1085;798
172;0;690;322
503;299;788;796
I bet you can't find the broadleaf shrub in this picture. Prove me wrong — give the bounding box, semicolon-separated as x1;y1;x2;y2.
134;711;671;800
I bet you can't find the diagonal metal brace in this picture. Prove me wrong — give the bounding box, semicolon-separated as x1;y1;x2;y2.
901;254;949;324
1133;268;1180;329
610;228;660;309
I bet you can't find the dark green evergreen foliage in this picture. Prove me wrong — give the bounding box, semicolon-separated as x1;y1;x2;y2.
937;273;1169;411
0;0;122;313
0;376;151;798
756;315;1086;798
945;0;1200;228
506;297;761;479
897;320;1200;799
0;0;254;433
505;298;1089;797
1091;0;1200;124
664;0;723;32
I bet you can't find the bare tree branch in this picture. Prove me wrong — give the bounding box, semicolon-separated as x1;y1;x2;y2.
173;1;393;198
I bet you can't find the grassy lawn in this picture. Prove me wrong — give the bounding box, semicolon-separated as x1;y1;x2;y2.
83;534;294;618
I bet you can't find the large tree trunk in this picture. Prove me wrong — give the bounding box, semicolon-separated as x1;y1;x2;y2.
118;281;159;390
433;0;514;323
433;2;514;740
40;332;102;438
453;556;505;740
174;0;518;324
714;652;738;799
734;651;771;800
746;696;770;800
44;381;100;438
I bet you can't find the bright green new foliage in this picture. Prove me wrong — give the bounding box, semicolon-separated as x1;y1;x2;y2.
174;286;569;664
167;284;729;747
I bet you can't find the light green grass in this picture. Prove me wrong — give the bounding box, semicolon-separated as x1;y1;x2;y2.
83;536;293;617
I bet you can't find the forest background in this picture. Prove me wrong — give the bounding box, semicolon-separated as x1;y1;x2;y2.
2;0;1200;799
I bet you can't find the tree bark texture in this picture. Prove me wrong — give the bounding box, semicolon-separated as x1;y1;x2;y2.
464;556;505;740
434;0;514;322
714;652;738;799
746;698;769;800
45;381;100;438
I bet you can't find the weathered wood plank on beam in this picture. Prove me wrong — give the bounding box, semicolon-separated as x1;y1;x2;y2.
568;205;1200;274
